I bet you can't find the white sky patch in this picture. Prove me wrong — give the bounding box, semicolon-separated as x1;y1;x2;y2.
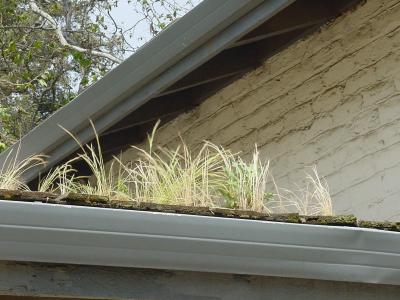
110;0;203;58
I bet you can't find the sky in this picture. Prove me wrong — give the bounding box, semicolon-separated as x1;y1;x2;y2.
110;0;203;57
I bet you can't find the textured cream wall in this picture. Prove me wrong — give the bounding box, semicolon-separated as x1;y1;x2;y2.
122;0;400;220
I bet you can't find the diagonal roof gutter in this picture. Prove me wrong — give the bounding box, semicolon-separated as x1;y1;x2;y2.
0;200;399;285
0;0;294;182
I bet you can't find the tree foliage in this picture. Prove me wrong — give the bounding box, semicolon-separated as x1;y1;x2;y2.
0;0;196;149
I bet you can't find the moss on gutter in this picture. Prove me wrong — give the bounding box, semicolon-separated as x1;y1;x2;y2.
358;220;400;231
302;215;358;227
0;189;399;232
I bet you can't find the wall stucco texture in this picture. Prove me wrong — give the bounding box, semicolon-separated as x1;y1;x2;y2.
122;0;400;220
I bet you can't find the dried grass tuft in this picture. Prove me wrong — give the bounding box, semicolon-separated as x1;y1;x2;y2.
272;166;333;216
17;120;334;216
120;122;223;206
38;163;76;194
51;121;131;200
208;143;273;212
0;143;46;190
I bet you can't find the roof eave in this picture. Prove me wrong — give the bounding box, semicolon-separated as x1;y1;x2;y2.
0;0;294;182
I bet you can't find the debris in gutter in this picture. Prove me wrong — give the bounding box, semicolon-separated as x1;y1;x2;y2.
0;189;398;232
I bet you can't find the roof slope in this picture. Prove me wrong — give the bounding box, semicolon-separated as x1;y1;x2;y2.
0;0;359;182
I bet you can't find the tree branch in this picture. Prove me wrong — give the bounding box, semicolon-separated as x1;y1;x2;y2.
29;1;123;64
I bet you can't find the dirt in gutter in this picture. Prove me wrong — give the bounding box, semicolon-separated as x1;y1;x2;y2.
0;189;399;232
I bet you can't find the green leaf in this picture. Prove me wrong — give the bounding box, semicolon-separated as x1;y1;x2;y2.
38;79;47;87
0;142;6;153
8;41;16;52
33;40;42;50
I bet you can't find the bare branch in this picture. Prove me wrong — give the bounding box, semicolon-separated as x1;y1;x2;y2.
29;0;123;64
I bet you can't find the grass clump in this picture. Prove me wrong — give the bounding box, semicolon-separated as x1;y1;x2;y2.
38;163;76;194
274;166;333;216
53;121;131;200
209;143;273;212
118;123;276;211
6;121;334;216
0;143;45;190
120;123;223;206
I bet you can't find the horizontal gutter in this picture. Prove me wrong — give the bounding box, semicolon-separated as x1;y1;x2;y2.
0;0;294;181
0;200;399;285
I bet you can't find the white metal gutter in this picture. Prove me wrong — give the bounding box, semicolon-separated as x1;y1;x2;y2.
0;200;399;285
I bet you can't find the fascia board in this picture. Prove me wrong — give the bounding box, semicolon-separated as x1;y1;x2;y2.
0;200;399;285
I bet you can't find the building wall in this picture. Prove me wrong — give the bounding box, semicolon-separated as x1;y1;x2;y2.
122;0;400;220
1;261;400;300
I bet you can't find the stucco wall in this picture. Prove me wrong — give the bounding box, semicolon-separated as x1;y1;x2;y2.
122;0;400;220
